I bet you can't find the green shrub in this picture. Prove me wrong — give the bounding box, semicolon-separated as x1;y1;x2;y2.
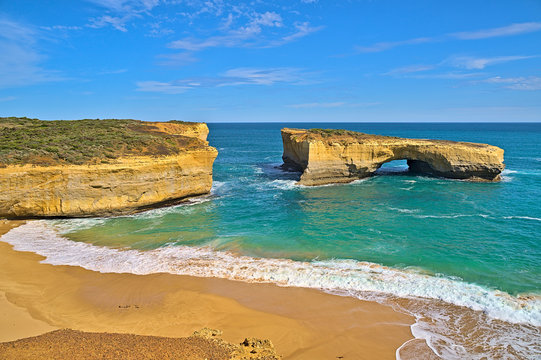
0;117;203;166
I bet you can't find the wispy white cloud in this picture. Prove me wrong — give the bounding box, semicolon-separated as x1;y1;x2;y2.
86;0;159;13
384;64;436;75
386;54;537;79
0;96;16;102
168;35;234;51
86;0;153;12
41;25;83;31
157;52;198;66
135;80;191;94
287;101;380;108
406;72;485;80
357;22;541;53
288;101;345;108
356;37;435;53
136;67;308;93
273;21;324;45
452;22;541;40
167;11;282;51
86;0;160;31
98;68;128;75
0;17;63;89
219;67;305;86
477;76;541;90
147;22;174;37
444;55;537;69
238;11;283;34
177;0;228;19
168;12;320;52
88;15;133;32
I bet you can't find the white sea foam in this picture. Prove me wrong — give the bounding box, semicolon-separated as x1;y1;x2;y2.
500;169;517;183
1;221;540;330
47;196;215;234
414;214;490;219
388;207;419;214
400;187;414;191
501;168;541;179
211;181;226;195
266;179;299;190
503;216;541;222
412;214;541;223
350;178;370;185
399;297;541;360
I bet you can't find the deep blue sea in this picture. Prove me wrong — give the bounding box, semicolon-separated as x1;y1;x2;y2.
3;123;540;359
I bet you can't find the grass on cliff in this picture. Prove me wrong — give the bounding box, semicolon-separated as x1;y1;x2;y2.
308;128;360;137
0;117;203;167
306;128;397;141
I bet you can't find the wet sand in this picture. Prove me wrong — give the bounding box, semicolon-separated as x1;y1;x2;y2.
0;221;417;359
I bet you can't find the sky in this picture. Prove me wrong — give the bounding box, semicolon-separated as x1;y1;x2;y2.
0;0;540;122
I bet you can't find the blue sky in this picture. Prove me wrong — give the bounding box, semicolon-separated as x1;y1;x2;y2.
1;0;540;122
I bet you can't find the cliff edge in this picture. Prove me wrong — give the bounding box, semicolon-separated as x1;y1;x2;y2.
281;128;504;186
0;118;218;218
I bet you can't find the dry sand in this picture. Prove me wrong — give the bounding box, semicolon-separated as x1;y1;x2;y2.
0;221;420;359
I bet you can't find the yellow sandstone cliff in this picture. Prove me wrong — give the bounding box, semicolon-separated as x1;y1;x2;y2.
281;128;505;186
0;121;217;218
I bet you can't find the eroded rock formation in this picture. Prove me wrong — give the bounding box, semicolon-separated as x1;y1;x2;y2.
281;128;505;186
0;120;217;218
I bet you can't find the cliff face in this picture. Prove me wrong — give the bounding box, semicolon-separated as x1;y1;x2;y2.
281;128;505;186
146;121;210;142
0;120;217;218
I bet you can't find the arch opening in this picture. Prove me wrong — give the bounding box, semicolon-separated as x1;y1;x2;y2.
374;158;437;177
375;159;409;175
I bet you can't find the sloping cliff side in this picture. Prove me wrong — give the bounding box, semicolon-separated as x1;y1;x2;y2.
0;118;217;218
281;128;505;186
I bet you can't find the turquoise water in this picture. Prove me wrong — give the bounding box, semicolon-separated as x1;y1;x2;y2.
60;123;541;295
2;122;540;358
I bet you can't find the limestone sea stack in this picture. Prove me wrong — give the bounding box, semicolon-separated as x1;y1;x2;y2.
281;128;505;186
0;118;218;218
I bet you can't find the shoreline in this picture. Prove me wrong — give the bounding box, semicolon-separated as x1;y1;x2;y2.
0;220;429;359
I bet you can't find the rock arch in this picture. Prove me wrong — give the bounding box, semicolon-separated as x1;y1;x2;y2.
281;128;505;186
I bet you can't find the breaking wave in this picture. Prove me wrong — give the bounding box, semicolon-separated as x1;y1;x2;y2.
2;222;539;327
2;222;540;359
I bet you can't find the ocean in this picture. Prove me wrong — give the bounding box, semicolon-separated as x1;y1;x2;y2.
2;122;540;359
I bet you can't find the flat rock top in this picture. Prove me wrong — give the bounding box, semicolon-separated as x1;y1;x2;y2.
0;117;209;167
282;128;495;149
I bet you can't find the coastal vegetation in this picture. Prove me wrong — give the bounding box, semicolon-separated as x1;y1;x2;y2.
305;128;397;142
0;117;203;167
308;128;360;137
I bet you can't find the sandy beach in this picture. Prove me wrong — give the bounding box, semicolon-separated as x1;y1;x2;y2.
0;220;426;359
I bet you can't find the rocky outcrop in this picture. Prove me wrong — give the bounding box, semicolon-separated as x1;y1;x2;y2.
193;328;281;359
0;328;281;360
281;128;505;186
0;121;217;218
147;121;210;142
